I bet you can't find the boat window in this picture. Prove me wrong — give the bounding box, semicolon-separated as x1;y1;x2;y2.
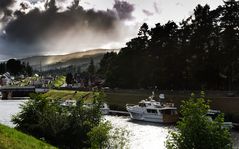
139;103;146;107
162;109;172;115
147;109;158;114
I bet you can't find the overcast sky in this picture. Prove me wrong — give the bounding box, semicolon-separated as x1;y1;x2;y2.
0;0;224;60
80;0;223;24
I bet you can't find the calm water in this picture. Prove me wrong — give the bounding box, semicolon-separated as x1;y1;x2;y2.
0;99;27;127
0;100;238;149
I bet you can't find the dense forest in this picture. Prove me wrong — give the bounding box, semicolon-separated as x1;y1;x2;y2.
99;0;239;90
0;59;32;76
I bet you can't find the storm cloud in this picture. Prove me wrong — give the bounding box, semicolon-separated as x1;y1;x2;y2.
113;0;134;20
0;0;15;22
142;9;154;16
0;0;14;9
153;2;161;14
0;0;135;59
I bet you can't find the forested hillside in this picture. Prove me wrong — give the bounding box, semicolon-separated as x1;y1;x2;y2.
99;1;239;90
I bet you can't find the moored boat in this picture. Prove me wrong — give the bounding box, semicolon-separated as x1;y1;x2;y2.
126;93;178;123
207;109;233;129
100;103;110;115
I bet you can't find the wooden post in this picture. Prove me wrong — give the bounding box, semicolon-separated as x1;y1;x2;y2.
2;91;8;100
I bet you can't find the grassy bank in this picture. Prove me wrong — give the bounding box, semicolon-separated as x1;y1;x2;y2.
105;90;239;122
52;76;65;87
43;89;95;103
0;124;55;149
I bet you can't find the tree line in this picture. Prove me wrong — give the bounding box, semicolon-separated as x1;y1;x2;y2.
99;0;239;90
0;59;33;76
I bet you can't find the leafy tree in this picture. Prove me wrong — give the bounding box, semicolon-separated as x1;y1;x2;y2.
220;0;239;90
88;122;111;149
0;63;6;74
0;59;33;76
88;58;95;76
25;62;33;76
12;93;117;149
65;72;74;85
88;121;129;149
166;93;232;149
6;59;22;75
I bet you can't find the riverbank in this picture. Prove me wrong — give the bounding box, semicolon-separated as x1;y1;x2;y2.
0;124;55;149
43;89;94;102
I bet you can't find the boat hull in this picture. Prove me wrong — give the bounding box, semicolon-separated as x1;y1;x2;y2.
129;112;164;123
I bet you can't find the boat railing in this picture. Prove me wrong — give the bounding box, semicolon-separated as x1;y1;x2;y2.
162;103;175;107
126;104;135;107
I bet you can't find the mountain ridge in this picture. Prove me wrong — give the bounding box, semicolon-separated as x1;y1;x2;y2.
21;49;119;71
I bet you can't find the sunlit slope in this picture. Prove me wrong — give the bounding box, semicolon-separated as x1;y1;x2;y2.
21;49;118;70
0;124;56;149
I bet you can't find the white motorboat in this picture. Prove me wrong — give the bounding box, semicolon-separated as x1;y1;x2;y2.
126;93;178;123
60;100;77;107
100;103;110;115
83;102;110;115
207;109;233;129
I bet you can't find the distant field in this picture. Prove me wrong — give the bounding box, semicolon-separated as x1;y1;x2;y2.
105;90;239;122
43;90;94;103
52;76;65;87
0;124;55;149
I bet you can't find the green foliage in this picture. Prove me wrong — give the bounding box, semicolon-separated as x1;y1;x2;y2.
52;76;65;87
88;122;112;149
88;58;95;76
0;59;33;76
12;93;107;149
88;121;129;149
65;72;74;85
0;124;55;149
166;93;232;149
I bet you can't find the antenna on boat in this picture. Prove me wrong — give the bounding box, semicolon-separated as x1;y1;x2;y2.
159;94;165;100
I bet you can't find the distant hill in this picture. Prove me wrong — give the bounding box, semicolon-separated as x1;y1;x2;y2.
21;49;118;71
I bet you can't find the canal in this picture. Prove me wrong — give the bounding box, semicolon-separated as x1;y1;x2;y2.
0;100;238;149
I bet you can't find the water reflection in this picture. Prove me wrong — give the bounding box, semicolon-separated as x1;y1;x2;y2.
104;116;239;149
104;115;173;149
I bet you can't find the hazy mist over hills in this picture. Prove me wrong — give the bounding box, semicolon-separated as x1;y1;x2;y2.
21;49;118;71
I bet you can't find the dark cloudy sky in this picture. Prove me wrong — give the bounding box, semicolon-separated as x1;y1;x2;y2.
0;0;223;60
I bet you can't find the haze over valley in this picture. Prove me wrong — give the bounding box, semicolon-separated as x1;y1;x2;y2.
21;48;118;71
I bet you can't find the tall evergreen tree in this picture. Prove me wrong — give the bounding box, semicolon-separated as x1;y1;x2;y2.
220;0;239;90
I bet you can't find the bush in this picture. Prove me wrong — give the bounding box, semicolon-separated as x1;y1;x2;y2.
166;92;232;149
12;93;105;149
88;121;129;149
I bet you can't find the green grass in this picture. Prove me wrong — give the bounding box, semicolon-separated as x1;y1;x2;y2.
43;90;95;103
14;76;38;86
52;76;66;87
0;124;56;149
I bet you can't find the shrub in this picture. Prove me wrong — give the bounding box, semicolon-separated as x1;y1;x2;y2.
166;92;232;149
88;121;129;149
12;93;104;149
